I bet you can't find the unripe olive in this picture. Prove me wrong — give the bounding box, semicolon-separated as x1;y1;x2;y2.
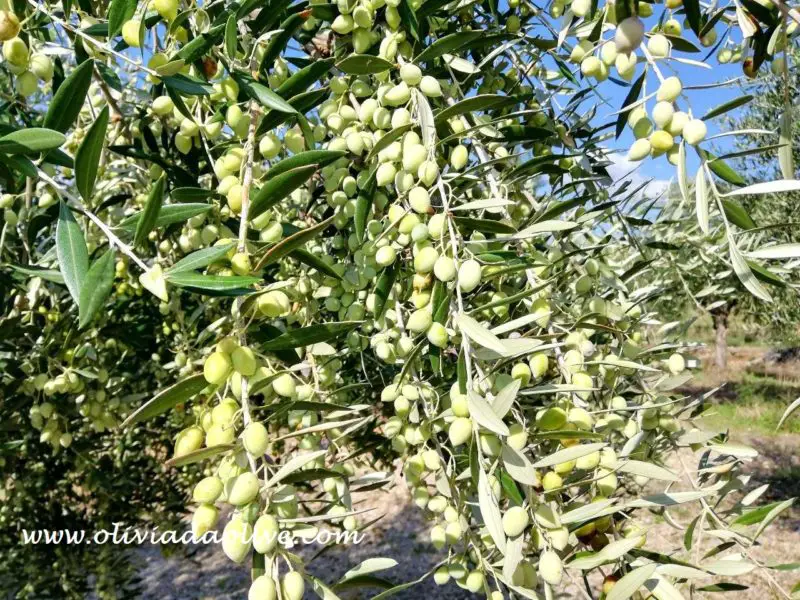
537;406;566;430
375;245;397;266
3;37;28;66
433;255;456;282
249;575;277;600
448;417;472;446
628;138;651;161
656;76;682;102
434;567;451;585
281;571;305;600
29;55;54;82
272;373;296;398
570;40;593;63
427;322;448;348
222;516;253;563
502;505;530;537
652;101;674;129
682;119;707;145
227;472;260;505
615;17;644;53
259;134;281;159
600;41;618;66
407;308;433;332
538;550;563;585
258;290;290;317
667;352;686;374
458;259;482;292
253;514;280;554
152;95;174;116
122;19;141;47
400;63;422;86
450;145;468;170
465;571;485;593
419;75;442;97
414;246;438;273
383;81;410;106
204;352;232;385
649;130;674;153
231;346;257;377
193;476;224;503
175;425;204;456
231;253;252;276
15;71;36;96
665;110;689;137
0;11;21;41
647;33;670;58
581;56;602;78
571;0;591;16
408;186;430;214
243;422;269;457
192;503;219;537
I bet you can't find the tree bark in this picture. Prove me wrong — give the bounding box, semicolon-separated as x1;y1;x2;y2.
714;311;728;370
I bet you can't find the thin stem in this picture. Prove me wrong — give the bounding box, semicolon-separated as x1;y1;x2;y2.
234;101;260;474
35;169;149;272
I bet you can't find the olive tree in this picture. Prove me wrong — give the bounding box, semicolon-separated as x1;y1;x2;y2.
1;0;799;597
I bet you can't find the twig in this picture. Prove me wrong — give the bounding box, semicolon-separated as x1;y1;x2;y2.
35;168;149;272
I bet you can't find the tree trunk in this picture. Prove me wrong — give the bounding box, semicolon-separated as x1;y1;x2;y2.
714;312;728;370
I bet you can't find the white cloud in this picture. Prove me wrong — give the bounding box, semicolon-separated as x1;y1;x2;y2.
606;151;671;200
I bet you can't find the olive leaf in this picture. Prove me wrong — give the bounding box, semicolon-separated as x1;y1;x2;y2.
74;106;109;202
0;128;67;155
121;374;209;429
133;174;165;247
44;59;94;133
78;249;115;328
56;202;89;304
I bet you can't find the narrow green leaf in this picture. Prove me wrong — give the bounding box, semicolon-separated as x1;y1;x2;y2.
75;106;109;202
166;243;236;275
721;199;756;230
266;151;345;180
120;374;209;429
166;444;234;468
258;13;307;76
117;203;211;231
276;58;335;99
134;174;165;247
167;273;261;295
336;54;395;75
616;69;646;139
249;164;317;220
107;0;137;38
435;94;522;124
779;112;794;180
162;74;214;95
0;128;66;154
171;187;217;202
56;202;89;304
224;14;237;57
683;0;702;36
703;151;746;186
10;264;65;284
606;564;658;600
290;249;343;280
78;249;115;328
415;30;484;62
255;216;333;270
261;322;361;351
366;124;412;161
702;95;754;121
372;264;397;320
44;60;94;133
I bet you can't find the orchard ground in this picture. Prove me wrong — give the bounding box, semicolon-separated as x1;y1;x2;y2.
126;344;800;600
